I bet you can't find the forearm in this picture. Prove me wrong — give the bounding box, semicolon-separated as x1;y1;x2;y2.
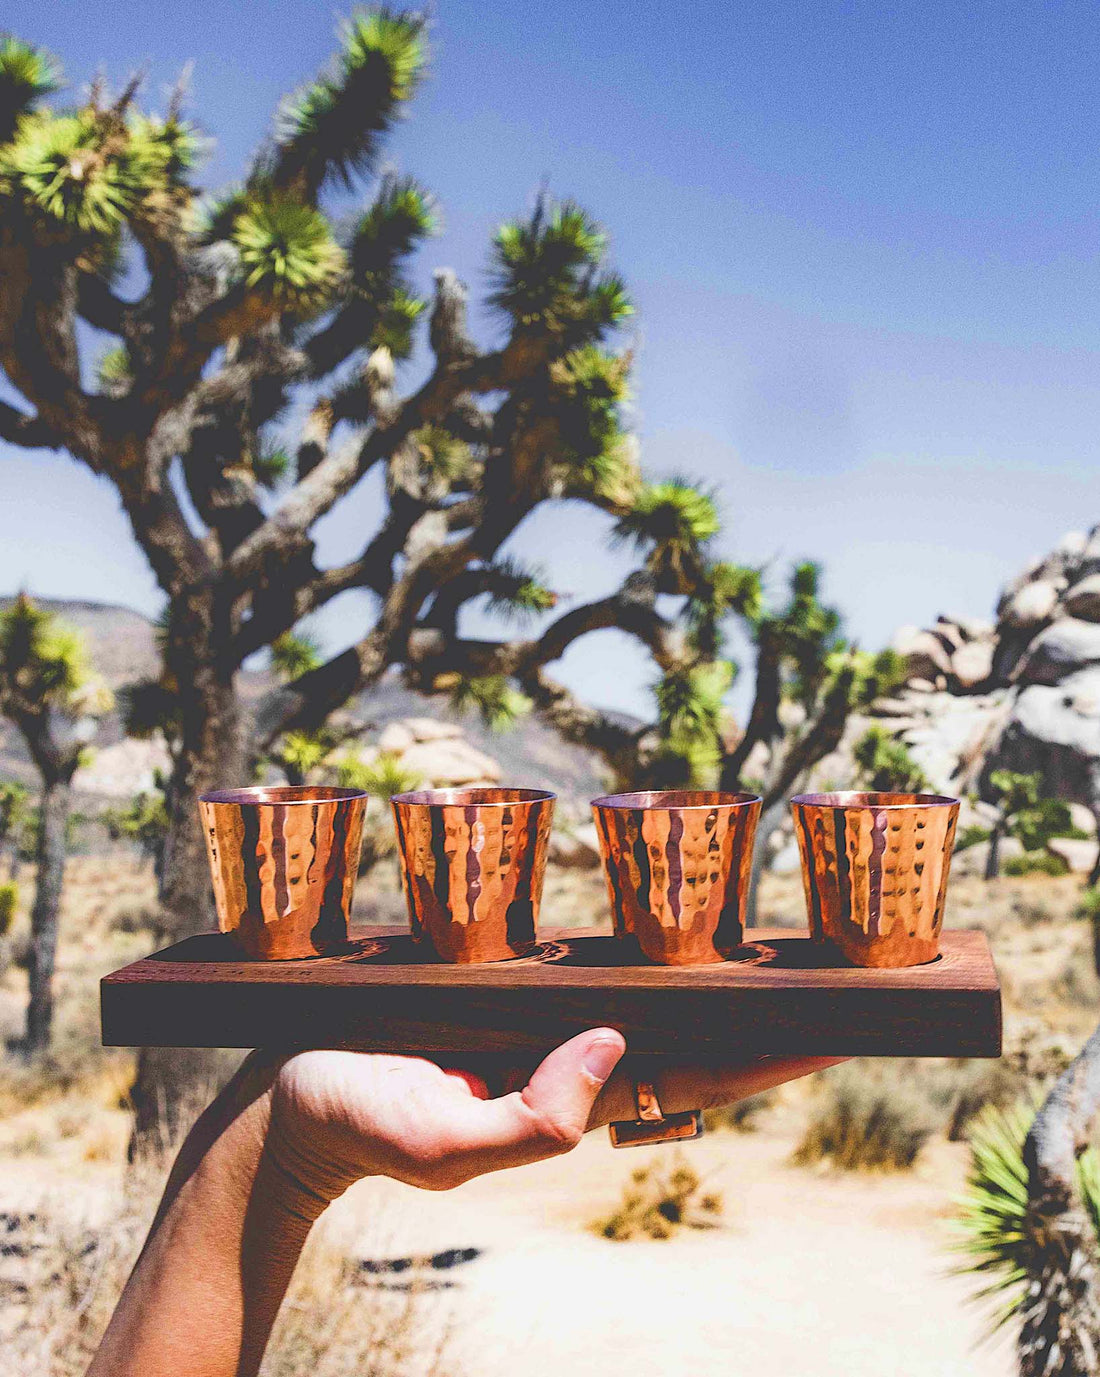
88;1059;327;1377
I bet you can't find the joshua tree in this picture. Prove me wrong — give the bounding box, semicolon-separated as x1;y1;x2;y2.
0;594;110;1051
0;18;895;1116
0;18;884;940
983;769;1081;880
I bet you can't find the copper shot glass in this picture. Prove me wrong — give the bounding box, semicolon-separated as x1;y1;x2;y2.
591;790;762;965
790;791;960;967
198;785;368;960
390;787;555;963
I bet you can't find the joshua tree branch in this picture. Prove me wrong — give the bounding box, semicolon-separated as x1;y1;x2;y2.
720;625;781;788
0;399;60;450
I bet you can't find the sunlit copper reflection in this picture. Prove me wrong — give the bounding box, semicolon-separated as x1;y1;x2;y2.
199;786;367;960
790;791;960;968
592;790;761;965
390;787;555;964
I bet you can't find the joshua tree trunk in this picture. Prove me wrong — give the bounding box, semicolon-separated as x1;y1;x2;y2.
24;775;72;1054
159;662;245;942
131;659;245;1146
1020;1020;1100;1375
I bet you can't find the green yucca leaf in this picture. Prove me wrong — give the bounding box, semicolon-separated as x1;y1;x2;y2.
1;112;135;235
350;173;435;280
409;424;475;485
614;481;721;580
231;195;345;311
273;7;426;197
0;593;88;704
853;726;928;794
278;729;332;778
952;1099;1100;1336
118;677;180;740
490;198;632;342
450;674;532;732
251;442;292;490
270;630;323;680
370;285;424;357
96;344;132;395
0;36;60;145
128;112;203;182
482;557;558;621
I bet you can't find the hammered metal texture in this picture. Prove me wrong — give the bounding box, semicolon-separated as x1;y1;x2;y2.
390;788;555;964
198;786;367;960
591;791;761;965
790;791;960;967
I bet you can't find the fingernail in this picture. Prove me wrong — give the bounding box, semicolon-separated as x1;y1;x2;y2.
583;1035;624;1084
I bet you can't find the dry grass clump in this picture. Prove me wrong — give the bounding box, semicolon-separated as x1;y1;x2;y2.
793;1062;936;1171
793;1058;1022;1172
3;1156;457;1376
594;1153;723;1241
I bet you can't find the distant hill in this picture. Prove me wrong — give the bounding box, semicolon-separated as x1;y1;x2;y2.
0;596;614;814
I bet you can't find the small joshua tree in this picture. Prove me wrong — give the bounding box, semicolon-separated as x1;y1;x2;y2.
853;725;929;794
0;594;111;1051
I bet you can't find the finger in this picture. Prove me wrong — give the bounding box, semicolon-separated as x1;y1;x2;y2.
439;1029;626;1178
591;1055;848;1128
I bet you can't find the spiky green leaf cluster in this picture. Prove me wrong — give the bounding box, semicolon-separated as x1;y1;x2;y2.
273;7;426;197
549;345;633;481
0;99;197;245
953;1099;1100;1335
0;593;88;705
370;285;424;357
687;561;763;655
491;199;632;342
96;344;132;396
614;479;720;591
0;36;60;144
250;441;292;490
270;630;323;681
853;726;929;793
653;659;733;786
118;676;180;742
350;173;435;280
481;558;557;622
450;674;532;732
231;195;344;311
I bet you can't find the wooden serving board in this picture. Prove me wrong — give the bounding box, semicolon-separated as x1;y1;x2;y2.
100;926;1001;1059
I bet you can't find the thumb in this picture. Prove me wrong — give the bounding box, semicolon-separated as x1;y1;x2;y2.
447;1029;626;1176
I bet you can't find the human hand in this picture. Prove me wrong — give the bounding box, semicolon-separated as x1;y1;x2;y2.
266;1032;844;1202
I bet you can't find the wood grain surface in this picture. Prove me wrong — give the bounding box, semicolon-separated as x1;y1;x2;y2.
100;925;1002;1059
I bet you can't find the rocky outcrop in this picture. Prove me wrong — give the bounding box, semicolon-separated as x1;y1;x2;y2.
875;527;1100;878
374;718;503;787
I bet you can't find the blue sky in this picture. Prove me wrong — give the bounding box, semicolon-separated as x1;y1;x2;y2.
2;0;1099;716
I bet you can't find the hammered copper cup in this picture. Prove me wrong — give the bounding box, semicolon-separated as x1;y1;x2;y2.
390;787;555;963
591;790;761;965
790;791;960;968
199;786;367;960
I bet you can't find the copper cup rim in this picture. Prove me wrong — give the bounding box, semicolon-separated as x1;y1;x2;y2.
789;790;959;810
199;785;368;806
390;786;555;808
592;789;761;812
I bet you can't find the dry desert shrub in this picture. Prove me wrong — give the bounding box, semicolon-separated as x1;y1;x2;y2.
594;1152;723;1241
794;1061;936;1171
793;1058;1022;1171
703;1088;776;1134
